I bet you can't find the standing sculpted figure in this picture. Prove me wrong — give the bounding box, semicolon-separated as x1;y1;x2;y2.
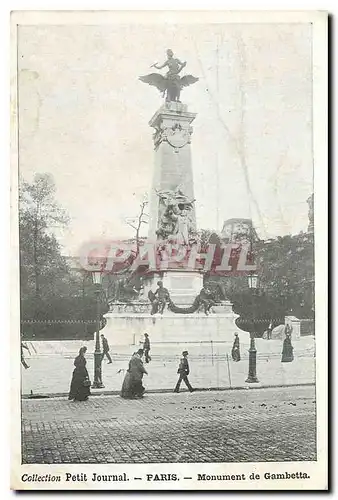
139;49;198;102
171;205;191;245
152;49;186;103
155;188;195;243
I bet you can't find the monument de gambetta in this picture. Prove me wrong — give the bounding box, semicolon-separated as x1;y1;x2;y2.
103;50;240;345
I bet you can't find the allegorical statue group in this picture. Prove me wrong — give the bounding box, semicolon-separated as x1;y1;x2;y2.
155;187;196;245
139;49;198;103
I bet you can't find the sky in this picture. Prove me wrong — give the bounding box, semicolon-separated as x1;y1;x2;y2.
17;21;313;255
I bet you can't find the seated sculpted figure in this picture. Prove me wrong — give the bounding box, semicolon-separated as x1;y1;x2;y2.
199;286;216;315
148;281;171;315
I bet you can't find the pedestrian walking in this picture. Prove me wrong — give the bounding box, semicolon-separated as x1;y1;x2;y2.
231;333;241;362
21;342;30;369
281;328;294;362
68;346;91;401
101;334;112;364
143;333;151;363
121;349;148;399
174;351;194;393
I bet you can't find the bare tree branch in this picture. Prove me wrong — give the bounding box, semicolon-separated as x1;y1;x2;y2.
125;198;149;256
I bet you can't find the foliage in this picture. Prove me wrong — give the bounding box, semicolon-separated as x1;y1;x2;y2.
204;231;314;324
232;290;285;337
19;173;108;340
196;229;220;251
19;173;70;301
254;233;314;319
21;293;109;341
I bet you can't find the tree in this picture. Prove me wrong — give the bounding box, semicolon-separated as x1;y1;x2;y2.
19;173;69;302
125;197;149;256
198;228;314;322
232;290;285;337
228;232;314;335
19;173;108;340
254;233;314;319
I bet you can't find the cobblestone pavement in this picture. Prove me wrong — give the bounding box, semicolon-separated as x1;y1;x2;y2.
22;385;316;464
22;338;315;395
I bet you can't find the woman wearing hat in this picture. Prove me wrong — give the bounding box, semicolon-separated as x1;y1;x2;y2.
68;346;91;401
121;349;148;399
231;333;241;362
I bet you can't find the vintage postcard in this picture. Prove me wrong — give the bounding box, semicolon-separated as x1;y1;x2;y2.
11;10;328;491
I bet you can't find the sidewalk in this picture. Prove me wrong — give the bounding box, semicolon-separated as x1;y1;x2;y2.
21;337;315;397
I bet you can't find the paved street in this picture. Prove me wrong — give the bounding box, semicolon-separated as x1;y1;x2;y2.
22;385;316;464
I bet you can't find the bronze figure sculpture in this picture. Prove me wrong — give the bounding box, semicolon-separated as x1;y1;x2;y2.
139;49;198;103
155;187;196;244
148;281;171;315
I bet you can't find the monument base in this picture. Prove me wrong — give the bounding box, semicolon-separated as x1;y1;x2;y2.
104;302;240;346
142;270;204;305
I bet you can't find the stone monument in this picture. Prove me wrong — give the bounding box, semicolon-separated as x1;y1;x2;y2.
141;101;204;305
103;50;239;345
139;50;203;306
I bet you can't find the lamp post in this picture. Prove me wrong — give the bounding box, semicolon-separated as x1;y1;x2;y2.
91;270;104;389
246;273;259;383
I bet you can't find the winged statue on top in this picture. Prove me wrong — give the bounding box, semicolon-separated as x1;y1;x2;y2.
139;49;198;103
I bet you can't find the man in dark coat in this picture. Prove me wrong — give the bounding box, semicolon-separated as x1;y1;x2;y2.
174;351;194;393
101;334;112;364
143;333;151;363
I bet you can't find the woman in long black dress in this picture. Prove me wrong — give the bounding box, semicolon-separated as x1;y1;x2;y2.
121;349;148;399
231;333;241;362
68;346;91;401
281;331;294;362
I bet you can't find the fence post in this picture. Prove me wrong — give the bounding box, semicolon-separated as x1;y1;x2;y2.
226;353;232;388
211;340;214;366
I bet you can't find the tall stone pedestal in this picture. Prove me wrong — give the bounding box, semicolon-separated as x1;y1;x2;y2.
148;102;197;240
145;101;203;306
